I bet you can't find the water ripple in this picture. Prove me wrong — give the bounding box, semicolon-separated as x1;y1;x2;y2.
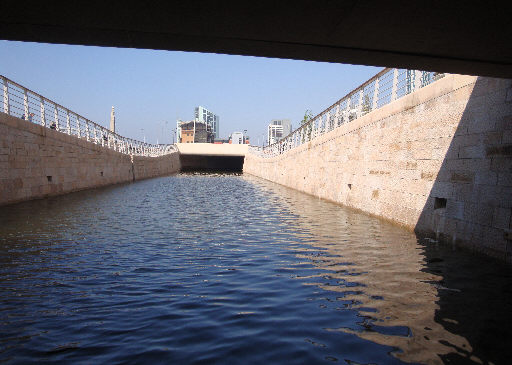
0;173;511;364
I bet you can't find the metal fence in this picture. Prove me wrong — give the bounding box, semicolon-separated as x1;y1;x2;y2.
1;75;177;157
251;68;445;157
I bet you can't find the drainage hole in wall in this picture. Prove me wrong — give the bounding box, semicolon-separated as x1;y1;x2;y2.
348;184;352;190
434;197;447;209
100;171;103;176
47;176;52;182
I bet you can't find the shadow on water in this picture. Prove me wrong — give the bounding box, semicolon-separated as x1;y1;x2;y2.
411;76;512;364
421;240;512;364
247;175;512;364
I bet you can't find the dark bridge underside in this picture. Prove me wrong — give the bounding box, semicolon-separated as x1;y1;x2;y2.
180;155;244;173
1;1;511;78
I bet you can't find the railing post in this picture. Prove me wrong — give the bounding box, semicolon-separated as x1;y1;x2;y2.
40;97;45;127
3;78;9;115
357;89;364;118
415;70;423;91
324;111;330;133
391;68;399;102
344;100;350;124
335;104;340;127
372;77;380;111
76;115;81;138
23;89;29;119
85;121;90;141
54;105;59;131
66;110;71;135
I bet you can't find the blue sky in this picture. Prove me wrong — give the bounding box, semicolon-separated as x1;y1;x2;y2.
0;40;380;145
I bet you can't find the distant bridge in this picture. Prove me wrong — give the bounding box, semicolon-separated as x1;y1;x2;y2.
176;143;247;172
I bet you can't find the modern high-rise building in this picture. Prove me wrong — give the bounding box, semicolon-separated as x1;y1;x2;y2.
267;119;292;145
194;106;219;140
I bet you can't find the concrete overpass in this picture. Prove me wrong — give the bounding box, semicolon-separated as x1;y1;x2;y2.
176;143;248;172
0;2;511;78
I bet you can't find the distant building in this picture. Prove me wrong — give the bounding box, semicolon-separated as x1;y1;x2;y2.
230;131;250;144
195;106;220;140
177;120;214;143
267;119;291;145
231;132;244;144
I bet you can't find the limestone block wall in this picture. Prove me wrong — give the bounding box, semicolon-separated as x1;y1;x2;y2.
244;74;512;261
0;112;180;206
133;153;180;180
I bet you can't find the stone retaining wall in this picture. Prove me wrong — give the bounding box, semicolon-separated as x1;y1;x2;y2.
0;112;180;206
244;74;512;261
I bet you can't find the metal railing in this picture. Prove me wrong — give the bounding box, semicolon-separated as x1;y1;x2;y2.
251;68;445;157
1;75;177;157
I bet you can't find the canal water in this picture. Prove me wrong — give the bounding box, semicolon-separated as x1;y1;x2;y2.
0;173;511;364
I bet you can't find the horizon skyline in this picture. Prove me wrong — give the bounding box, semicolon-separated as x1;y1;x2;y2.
0;40;381;145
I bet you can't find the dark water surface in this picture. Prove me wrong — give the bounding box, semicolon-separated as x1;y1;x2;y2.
1;173;511;364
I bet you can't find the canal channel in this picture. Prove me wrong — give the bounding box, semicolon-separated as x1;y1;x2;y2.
0;173;511;364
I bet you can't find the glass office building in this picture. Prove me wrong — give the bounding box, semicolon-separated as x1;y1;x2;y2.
194;106;220;140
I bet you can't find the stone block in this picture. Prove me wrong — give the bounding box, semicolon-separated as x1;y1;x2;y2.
496;115;512;131
412;149;432;160
455;183;478;203
498;172;512;187
430;181;454;198
445;157;491;172
506;88;512;103
451;133;480;148
467;106;497;134
464;202;493;226
498;186;512;207
450;171;475;183
443;217;459;237
491;157;512;173
446;200;465;220
493;207;511;230
454;217;473;241
474;171;498;186
472;225;507;253
477;185;509;207
459;145;485;159
503;130;512;144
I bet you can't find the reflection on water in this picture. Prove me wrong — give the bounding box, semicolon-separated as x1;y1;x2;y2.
254;176;512;364
0;173;511;364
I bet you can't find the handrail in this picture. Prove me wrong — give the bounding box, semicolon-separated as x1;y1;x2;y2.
253;68;445;157
1;75;177;157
